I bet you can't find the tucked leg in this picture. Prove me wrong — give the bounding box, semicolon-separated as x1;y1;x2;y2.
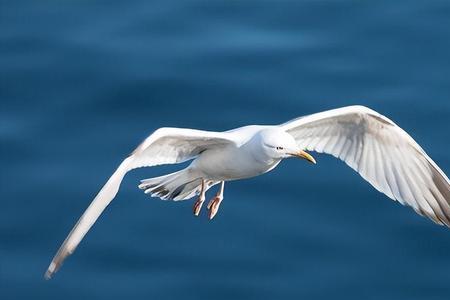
193;179;206;216
207;181;225;220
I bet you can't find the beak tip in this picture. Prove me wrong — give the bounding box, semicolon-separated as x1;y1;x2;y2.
296;150;316;165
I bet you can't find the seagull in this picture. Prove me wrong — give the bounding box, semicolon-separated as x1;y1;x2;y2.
45;105;450;279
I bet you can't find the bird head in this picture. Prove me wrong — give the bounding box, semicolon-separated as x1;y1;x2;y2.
258;128;316;164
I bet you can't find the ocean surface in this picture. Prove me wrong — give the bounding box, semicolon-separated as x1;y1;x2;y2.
1;1;450;299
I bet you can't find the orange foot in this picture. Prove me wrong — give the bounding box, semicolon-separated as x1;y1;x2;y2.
207;196;223;220
193;179;205;217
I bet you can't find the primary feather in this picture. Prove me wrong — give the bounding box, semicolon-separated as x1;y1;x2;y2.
45;128;234;279
282;105;450;226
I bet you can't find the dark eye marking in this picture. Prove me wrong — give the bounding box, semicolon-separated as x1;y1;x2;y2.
263;143;284;150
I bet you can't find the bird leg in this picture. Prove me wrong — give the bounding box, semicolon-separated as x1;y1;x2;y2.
193;179;206;216
207;181;225;220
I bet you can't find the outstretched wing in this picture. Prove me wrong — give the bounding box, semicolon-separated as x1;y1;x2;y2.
45;127;234;279
281;105;450;227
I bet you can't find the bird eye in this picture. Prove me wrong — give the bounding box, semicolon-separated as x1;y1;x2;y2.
276;147;284;150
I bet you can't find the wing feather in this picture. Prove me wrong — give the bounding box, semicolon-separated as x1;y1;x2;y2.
45;127;234;279
282;105;450;227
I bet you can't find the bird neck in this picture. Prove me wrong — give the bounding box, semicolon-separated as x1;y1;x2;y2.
247;140;281;166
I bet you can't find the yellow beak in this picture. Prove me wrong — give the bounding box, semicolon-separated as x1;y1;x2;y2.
292;150;316;164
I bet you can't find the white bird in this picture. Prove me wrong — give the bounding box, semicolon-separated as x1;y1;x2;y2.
45;105;450;279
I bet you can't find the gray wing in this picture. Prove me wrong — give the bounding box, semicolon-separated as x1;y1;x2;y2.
45;127;234;279
281;105;450;227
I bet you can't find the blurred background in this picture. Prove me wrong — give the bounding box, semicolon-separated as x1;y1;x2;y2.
1;1;450;299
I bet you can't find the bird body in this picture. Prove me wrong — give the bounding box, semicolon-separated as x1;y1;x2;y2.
139;127;292;203
192;126;283;181
45;105;450;279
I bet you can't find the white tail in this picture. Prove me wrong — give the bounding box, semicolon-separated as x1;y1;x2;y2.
138;168;204;201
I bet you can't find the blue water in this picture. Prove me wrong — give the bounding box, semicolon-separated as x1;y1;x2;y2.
2;1;450;299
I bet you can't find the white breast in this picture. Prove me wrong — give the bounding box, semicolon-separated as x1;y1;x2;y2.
192;140;280;181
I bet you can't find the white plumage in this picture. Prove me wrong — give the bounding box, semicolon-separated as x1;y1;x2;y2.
45;105;450;279
281;106;450;224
